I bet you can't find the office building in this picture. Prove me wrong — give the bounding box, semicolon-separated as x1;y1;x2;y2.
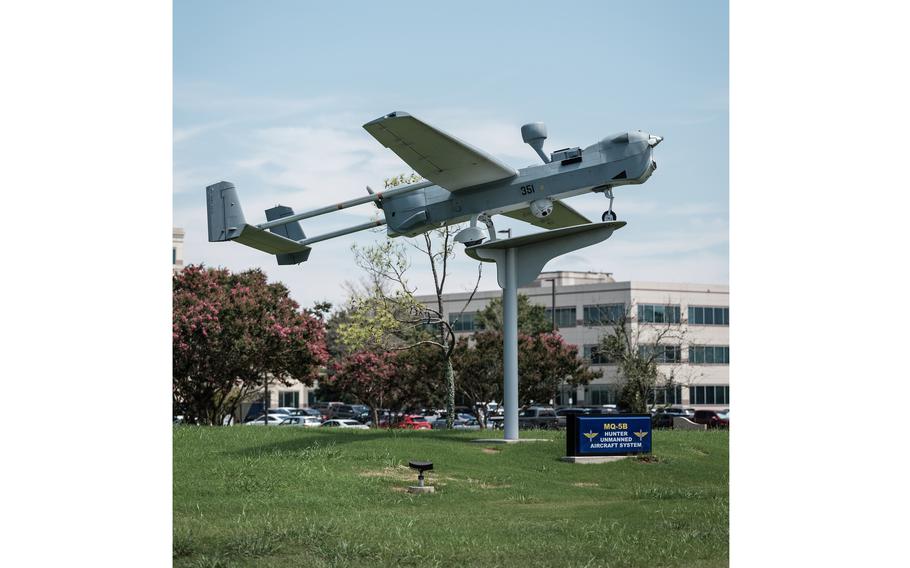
424;271;729;410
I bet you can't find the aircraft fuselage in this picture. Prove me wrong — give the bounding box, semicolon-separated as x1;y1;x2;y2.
383;130;658;237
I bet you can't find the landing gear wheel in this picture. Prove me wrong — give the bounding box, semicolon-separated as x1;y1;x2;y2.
600;186;616;222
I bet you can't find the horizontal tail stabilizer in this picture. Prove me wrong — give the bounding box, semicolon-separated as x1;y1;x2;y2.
206;181;311;263
232;225;310;255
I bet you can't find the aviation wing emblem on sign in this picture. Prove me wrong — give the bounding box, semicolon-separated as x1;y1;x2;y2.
583;431;599;440
633;430;649;440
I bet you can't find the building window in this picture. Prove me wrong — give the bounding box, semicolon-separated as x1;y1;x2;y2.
649;385;683;405
449;311;478;333
587;385;618;405
278;391;299;408
638;344;682;363
544;306;577;328
583;303;624;326
583;344;611;365
637;304;681;324
688;306;729;326
689;345;730;365
689;385;729;406
173;247;177;264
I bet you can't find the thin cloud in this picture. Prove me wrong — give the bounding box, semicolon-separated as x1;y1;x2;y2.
173;119;237;144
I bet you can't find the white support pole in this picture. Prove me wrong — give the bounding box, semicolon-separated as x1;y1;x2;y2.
502;247;519;440
464;221;627;442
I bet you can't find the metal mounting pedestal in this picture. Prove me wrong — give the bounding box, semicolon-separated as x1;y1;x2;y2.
465;221;626;440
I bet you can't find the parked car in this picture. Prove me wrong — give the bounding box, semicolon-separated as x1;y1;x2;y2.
651;407;697;428
397;415;432;430
581;405;620;416
692;410;729;428
278;416;322;427
287;408;322;418
452;418;481;430
245;409;290;421
333;404;372;422
486;402;503;416
518;406;561;429
244;415;286;426
315;402;345;418
431;416;481;430
352;405;372;421
556;407;590;418
651;413;676;428
320;419;369;430
651;406;694;417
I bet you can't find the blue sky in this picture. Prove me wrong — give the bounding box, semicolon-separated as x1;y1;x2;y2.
174;0;728;308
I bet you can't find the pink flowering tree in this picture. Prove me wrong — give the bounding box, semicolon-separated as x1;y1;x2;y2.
324;350;397;426
518;332;600;405
173;265;328;425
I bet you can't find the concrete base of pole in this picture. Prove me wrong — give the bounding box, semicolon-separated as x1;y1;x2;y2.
406;486;435;494
560;455;629;464
472;438;551;444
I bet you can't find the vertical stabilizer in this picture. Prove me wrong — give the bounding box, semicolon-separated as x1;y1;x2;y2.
206;181;246;242
265;205;311;265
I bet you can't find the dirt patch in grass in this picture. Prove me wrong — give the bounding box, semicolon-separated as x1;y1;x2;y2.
481;448;501;454
572;482;599;488
636;455;661;463
360;465;414;482
460;476;509;489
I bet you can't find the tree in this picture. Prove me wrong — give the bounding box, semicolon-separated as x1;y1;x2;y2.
172;265;328;424
451;332;503;428
325;350;396;426
474;294;552;335
452;330;600;427
324;343;447;426
337;234;480;427
518;332;601;404
598;305;685;413
324;305;354;360
393;343;447;412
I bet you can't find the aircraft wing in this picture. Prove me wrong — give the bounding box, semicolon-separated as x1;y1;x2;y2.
363;111;518;192
501;200;592;229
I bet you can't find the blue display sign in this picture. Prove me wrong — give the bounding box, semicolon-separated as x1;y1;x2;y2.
573;415;652;455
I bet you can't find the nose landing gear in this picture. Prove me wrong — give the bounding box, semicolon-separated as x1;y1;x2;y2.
601;187;617;222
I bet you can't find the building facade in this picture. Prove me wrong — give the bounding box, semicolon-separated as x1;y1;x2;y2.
425;271;729;410
173;227;185;272
253;379;319;411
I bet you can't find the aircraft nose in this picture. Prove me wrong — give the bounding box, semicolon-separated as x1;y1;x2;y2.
648;135;663;147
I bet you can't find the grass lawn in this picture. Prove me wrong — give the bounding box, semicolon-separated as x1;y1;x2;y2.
173;427;728;568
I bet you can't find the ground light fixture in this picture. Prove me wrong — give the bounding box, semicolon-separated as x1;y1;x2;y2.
407;461;434;494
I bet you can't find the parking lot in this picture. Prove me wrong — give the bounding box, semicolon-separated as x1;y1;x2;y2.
176;403;730;430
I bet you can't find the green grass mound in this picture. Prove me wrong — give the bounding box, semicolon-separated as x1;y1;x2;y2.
174;427;728;568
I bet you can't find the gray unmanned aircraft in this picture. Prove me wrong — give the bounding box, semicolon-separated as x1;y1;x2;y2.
206;111;662;264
